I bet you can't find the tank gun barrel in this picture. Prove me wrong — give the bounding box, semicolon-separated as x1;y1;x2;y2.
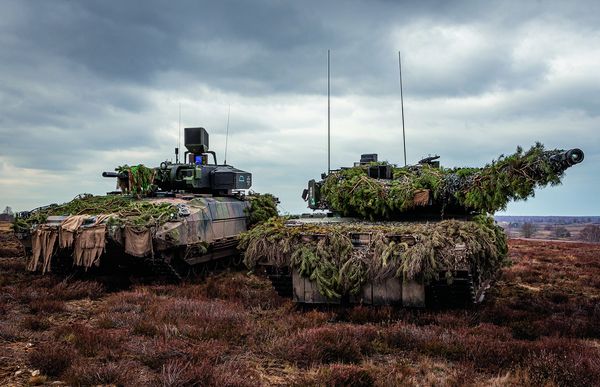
549;148;584;171
418;155;440;165
102;171;128;179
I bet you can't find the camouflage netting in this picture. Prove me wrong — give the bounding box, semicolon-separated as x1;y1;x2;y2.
13;194;178;233
321;143;568;220
14;194;178;272
240;215;508;299
244;192;279;228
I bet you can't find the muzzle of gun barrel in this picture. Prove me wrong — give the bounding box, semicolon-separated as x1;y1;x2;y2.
550;148;584;169
565;148;584;166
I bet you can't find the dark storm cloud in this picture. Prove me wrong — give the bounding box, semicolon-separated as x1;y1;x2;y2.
1;0;565;97
3;0;330;90
3;0;598;99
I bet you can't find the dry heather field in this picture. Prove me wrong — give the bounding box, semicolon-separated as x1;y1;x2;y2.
0;232;599;386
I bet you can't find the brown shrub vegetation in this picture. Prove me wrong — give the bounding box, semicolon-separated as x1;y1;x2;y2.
0;321;23;341
158;359;213;387
56;324;123;358
50;280;105;300
479;239;600;340
316;364;375;387
134;337;195;370
28;298;65;314
0;233;23;257
210;357;261;387
147;298;250;342
131;317;159;337
275;324;377;368
19;315;50;331
63;359;133;386
0;299;7;318
526;338;600;387
0;257;24;272
28;342;77;376
381;319;600;379
1;238;599;385
204;273;285;309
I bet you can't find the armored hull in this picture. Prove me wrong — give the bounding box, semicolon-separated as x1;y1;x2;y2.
243;215;506;307
17;195;250;279
271;222;488;307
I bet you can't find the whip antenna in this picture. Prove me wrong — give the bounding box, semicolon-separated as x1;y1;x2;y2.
178;103;182;163
224;105;231;165
327;49;331;174
399;51;407;167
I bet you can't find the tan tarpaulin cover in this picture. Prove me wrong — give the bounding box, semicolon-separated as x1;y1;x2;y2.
124;226;153;257
28;215;113;272
59;215;87;249
413;189;431;207
72;214;111;269
28;227;58;273
73;225;106;268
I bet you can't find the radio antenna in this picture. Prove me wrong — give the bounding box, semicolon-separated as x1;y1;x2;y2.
327;49;331;174
399;51;407;167
224;105;231;165
178;103;182;163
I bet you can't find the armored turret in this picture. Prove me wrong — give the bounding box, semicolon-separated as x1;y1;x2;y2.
102;127;251;196
304;144;584;220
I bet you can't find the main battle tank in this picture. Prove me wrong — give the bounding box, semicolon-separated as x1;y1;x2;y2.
14;127;275;279
241;144;584;307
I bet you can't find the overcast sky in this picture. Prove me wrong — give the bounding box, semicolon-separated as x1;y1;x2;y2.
0;0;598;215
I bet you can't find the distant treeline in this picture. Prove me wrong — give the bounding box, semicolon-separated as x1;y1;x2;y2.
495;216;600;225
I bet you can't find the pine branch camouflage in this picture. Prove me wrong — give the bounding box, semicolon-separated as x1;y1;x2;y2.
239;143;583;301
319;143;581;219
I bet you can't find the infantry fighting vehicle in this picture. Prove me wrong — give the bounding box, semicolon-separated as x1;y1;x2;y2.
243;145;584;307
15;127;257;280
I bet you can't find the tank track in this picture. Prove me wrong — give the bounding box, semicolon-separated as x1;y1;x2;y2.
264;268;482;308
265;267;294;298
144;248;244;283
36;246;235;284
144;255;185;282
425;271;478;308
